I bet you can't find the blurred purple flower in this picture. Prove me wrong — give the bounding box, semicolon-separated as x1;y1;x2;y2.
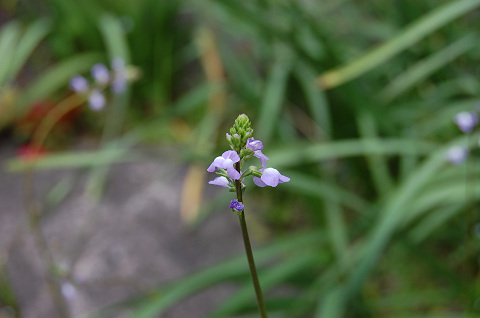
208;176;230;188
445;145;468;165
69;75;89;93
111;58;127;94
229;199;244;211
91;63;110;84
207;150;241;180
88;89;106;111
61;282;77;301
253;168;290;187
454;111;478;133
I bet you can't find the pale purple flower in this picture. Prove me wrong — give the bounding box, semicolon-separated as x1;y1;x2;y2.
61;282;77;301
207;150;241;180
88;89;106;111
111;58;127;94
253;168;290;187
69;75;89;92
454;112;478;133
91;63;110;84
229;200;244;211
247;138;268;168
209;176;230;188
445;145;468;165
246;138;263;151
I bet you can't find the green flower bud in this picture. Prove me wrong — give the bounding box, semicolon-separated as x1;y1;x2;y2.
229;114;254;151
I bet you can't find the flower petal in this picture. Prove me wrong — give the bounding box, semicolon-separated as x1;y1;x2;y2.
278;174;290;183
207;156;225;172
253;177;266;187
254;151;269;169
229;199;244;211
222;150;240;163
226;165;241;180
208;176;230;187
247;138;263;151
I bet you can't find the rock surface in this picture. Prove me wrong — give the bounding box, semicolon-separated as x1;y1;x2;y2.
0;143;249;318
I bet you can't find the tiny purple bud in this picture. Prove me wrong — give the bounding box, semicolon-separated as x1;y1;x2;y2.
229;200;244;211
454;112;478;133
445;145;468;165
88;89;106;111
91;63;110;84
69;75;89;93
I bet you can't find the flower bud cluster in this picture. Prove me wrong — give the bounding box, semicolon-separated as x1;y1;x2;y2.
69;58;139;111
445;110;478;165
207;114;290;211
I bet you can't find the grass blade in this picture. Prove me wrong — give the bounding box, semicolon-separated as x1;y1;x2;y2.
379;33;478;102
7;18;51;83
256;50;291;142
0;20;21;85
317;0;480;89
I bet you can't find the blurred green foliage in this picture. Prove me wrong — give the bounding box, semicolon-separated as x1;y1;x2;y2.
1;0;480;317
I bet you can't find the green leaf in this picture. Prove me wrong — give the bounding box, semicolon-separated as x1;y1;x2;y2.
317;0;480;88
126;232;324;318
7;18;51;83
208;253;321;318
99;14;130;62
5;147;136;172
379;33;478;102
0;20;21;85
256;48;291;142
268;139;438;169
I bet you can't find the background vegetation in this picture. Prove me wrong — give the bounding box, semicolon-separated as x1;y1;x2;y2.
1;0;480;317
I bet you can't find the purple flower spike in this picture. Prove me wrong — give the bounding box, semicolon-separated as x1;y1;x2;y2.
454;112;478;133
69;75;89;93
207;150;241;180
445;146;468;165
229;200;244;211
88;89;106;111
91;63;110;84
209;176;230;188
253;168;290;187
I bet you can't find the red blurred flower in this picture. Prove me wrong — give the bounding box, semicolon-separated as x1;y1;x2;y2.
17;144;46;160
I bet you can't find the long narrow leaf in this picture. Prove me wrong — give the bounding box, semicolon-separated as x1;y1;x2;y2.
317;0;480;88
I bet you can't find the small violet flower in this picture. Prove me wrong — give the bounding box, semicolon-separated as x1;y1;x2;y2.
88;89;106;111
445;145;468;165
454;111;478;133
61;282;77;301
253;168;290;187
111;57;127;94
208;176;230;188
246;138;269;169
207;150;241;180
230;200;244;211
69;75;89;93
91;63;110;84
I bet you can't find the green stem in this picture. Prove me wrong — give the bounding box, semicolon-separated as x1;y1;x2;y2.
234;162;268;318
